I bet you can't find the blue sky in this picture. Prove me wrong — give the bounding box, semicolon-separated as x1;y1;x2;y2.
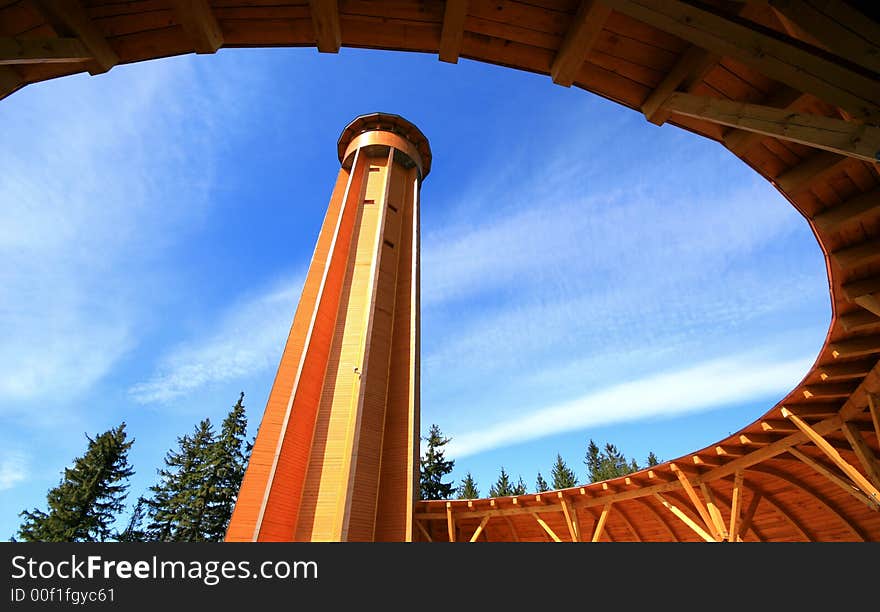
0;46;829;537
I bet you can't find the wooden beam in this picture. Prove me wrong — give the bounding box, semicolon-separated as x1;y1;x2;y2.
819;360;874;383
33;0;117;75
672;465;719;540
535;515;562;542
469;515;490;542
0;65;23;100
813;187;880;233
840;360;880;422
761;419;799;433
692;454;724;467
699;482;728;540
830;335;880;359
600;0;880;121
831;241;880;274
641;45;718;125
171;0;223;54
591;503;612;542
446;502;455;543
840;310;880;332
870;394;880;445
780;403;841;417
739;432;779;446
559;495;579;542
782;408;880;502
653;494;716;542
842;421;880;489
635;498;678;541
308;0;341;53
728;471;743;542
842;276;880;304
759;487;813;541
855;295;880;319
663;92;880;163
789;447;879;510
503;516;519;542
767;0;880;75
723;87;806;155
739;492;762;541
774;150;846;195
416;520;433;542
802;382;859;400
551;0;611;87
716;445;748;458
0;37;91;65
438;0;468;64
615;506;643;542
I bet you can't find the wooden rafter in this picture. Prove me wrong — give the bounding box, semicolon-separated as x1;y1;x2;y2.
830;240;880;272
767;0;880;75
503;515;519;542
723;87;807;156
774;150;846;195
761;419;799;433
813;187;880;233
615;506;643;542
171;0;223;55
600;0;880;121
728;471;743;542
830;336;880;360
818;360;873;382
654;493;715;542
840;310;880;332
446;502;455;543
716;445;748;458
591;503;612;542
739;492;762;542
841;421;880;489
838;356;880;422
32;0;118;75
869;394;880;444
551;0;612;87
788;447;879;510
672;465;719;539
416;520;433;542
663;92;880;163
469;515;490;542
535;515;562;542
754;485;812;541
0;37;91;65
802;382;859;400
635;498;678;541
309;0;341;53
641;45;718;125
750;465;867;541
559;495;579;542
699;482;728;540
439;0;468;64
782;408;880;502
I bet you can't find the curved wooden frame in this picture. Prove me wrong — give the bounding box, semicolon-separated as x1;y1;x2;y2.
4;0;879;541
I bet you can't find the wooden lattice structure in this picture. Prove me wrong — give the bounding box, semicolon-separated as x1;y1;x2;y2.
2;0;879;541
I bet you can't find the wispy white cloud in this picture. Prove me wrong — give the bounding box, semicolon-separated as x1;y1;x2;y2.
0;451;29;491
129;275;303;404
446;351;813;459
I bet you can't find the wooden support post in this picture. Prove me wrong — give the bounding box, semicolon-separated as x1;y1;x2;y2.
789;447;879;510
641;45;717;125
767;0;880;75
699;482;728;540
416;520;433;542
591;503;612;542
570;506;582;543
171;0;224;54
469;515;491;542
673;465;720;540
535;515;562;542
551;0;612;87
782;408;880;503
439;0;468;64
309;0;341;53
600;0;880;121
813;188;880;233
446;502;455;543
654;494;716;542
559;495;579;542
33;0;118;74
663;92;880;163
0;37;91;65
728;471;743;542
842;421;880;489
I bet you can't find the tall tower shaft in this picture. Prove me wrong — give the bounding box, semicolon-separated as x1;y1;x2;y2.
226;114;430;542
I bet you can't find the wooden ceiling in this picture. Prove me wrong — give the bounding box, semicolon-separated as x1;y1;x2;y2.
2;0;879;541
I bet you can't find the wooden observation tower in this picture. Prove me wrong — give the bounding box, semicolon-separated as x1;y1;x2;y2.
225;113;430;542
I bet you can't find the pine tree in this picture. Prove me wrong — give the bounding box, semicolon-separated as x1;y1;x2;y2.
118;496;147;542
535;472;549;493
585;439;649;483
457;472;480;499
512;476;528;496
489;467;514;497
550;453;578;489
144;419;216;542
204;392;250;541
647;452;660;467
16;423;134;542
419;424;455;500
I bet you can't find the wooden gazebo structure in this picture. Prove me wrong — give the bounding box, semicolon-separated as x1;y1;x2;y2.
3;0;878;541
